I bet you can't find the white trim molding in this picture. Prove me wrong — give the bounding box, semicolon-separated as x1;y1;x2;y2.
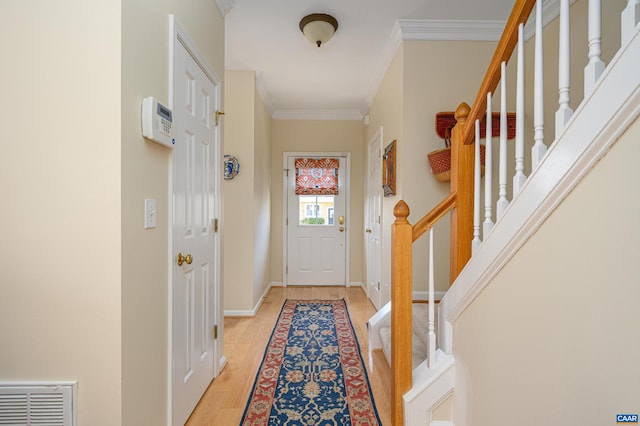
215;0;235;17
397;19;505;41
224;284;272;317
365;18;505;115
273;109;363;121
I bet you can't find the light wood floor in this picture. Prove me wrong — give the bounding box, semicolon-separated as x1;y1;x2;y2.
185;286;392;425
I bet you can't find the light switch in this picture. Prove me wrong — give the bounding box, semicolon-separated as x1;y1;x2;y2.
144;198;157;229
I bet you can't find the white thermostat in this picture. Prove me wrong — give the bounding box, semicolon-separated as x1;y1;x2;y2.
142;97;175;148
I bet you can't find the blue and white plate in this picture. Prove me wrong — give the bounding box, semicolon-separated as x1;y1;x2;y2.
224;155;240;180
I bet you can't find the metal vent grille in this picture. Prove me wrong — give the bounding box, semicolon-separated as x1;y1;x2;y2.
0;383;75;426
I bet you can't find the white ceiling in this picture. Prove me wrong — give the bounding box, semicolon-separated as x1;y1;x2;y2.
225;0;516;119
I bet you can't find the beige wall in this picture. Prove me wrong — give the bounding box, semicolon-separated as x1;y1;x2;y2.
365;40;494;300
271;120;365;285
454;115;640;425
253;84;272;307
0;1;122;425
223;71;257;311
402;40;495;293
121;1;224;424
223;71;272;311
364;48;404;301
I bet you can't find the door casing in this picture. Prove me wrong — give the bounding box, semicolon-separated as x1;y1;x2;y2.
282;152;351;287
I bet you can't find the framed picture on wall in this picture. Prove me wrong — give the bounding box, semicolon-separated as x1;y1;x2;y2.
383;140;396;197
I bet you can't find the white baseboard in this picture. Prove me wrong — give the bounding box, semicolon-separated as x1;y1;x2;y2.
224;284;272;317
271;281;283;287
350;281;364;289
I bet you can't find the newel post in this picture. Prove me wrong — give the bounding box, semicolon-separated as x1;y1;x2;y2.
391;200;413;426
450;102;474;284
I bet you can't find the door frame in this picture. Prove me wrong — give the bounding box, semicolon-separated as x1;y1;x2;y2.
365;127;384;308
282;152;351;287
168;16;224;425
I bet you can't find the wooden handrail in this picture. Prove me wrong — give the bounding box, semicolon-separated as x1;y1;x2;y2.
412;192;457;242
462;0;537;145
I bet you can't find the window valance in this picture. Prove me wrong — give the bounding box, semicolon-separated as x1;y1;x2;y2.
294;158;339;195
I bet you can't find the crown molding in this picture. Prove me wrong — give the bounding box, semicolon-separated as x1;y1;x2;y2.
272;109;363;121
365;18;505;114
254;70;275;116
216;0;235;17
397;19;505;42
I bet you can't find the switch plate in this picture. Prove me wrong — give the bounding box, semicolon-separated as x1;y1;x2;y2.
144;198;156;229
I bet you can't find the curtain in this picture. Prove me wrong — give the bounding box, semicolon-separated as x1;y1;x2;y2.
294;158;339;195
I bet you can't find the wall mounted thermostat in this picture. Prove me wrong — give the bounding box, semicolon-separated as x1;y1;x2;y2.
142;97;175;148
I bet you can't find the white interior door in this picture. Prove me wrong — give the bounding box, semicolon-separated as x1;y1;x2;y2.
365;130;383;309
171;33;220;426
285;154;348;286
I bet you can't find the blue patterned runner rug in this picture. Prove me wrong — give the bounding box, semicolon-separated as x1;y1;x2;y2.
240;299;381;425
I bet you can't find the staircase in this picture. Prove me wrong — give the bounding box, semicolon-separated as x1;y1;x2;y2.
369;1;640;424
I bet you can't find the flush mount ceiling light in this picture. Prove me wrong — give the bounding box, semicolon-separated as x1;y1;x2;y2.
299;13;339;47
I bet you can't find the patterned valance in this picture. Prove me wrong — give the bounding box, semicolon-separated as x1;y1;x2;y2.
295;158;339;195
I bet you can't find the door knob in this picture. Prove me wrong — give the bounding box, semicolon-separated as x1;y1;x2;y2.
365;228;372;233
339;227;344;232
177;252;193;266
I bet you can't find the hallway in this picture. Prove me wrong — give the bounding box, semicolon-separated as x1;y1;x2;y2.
186;286;392;425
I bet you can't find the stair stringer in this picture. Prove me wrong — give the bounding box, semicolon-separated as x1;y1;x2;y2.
403;350;455;425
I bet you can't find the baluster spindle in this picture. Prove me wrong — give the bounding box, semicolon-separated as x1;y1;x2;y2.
556;0;574;138
621;0;640;45
514;23;527;196
472;119;482;253
584;0;606;96
427;228;436;369
497;62;509;219
532;0;547;169
483;92;494;236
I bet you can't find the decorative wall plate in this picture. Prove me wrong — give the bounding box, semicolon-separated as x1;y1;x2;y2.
224;155;240;180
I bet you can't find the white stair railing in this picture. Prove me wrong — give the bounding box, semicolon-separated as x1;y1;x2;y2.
470;0;628;249
427;228;436;368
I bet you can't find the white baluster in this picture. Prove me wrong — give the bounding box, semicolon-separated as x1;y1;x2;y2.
532;0;547;169
584;0;606;96
483;92;494;236
514;23;527;196
427;228;436;369
621;0;640;45
472;119;482;254
556;0;574;138
497;62;509;219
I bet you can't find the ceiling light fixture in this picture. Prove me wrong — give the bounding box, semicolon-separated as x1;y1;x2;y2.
299;13;338;47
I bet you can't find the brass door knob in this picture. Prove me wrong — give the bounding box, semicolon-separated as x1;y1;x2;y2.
339;227;345;232
177;252;193;266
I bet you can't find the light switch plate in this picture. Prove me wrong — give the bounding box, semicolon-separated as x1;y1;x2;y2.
144;198;157;229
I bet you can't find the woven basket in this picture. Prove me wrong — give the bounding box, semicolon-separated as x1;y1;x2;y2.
427;129;486;182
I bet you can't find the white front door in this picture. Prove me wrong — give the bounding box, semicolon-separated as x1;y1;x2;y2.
365;129;383;309
285;154;348;286
171;31;220;426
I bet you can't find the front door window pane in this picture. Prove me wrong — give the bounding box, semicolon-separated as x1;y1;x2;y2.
299;195;335;226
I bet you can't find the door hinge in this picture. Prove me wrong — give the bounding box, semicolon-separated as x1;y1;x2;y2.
284;168;290;177
378;215;381;224
286;265;288;275
215;110;225;126
214;218;219;233
213;325;218;339
286;218;289;226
